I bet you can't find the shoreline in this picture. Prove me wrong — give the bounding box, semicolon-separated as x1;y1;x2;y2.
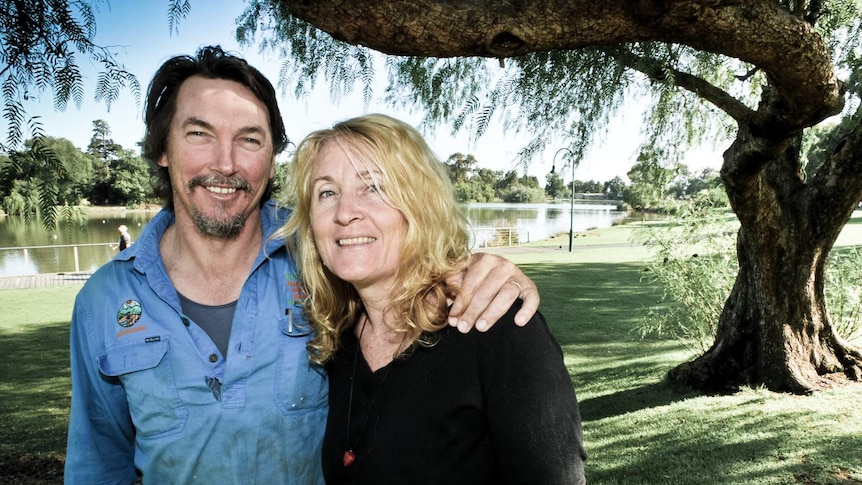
81;204;162;214
0;204;163;218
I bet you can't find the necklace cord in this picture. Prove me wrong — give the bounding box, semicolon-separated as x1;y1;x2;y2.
343;314;395;466
344;317;367;448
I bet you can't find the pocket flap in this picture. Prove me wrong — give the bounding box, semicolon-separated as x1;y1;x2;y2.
99;339;169;376
279;307;313;337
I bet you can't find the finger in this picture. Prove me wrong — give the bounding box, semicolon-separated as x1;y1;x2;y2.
471;275;540;331
513;284;540;326
452;270;510;332
445;268;471;323
447;254;494;323
470;279;526;332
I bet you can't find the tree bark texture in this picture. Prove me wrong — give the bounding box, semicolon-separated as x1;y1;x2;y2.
671;126;862;393
281;0;862;392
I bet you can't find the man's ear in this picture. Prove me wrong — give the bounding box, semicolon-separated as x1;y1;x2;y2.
157;153;169;168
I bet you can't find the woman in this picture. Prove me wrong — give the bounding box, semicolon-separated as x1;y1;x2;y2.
283;114;587;484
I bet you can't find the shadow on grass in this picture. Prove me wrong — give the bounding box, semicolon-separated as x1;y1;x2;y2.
578;380;698;422
521;261;697;417
0;453;65;484
585;390;862;484
0;320;71;456
522;259;862;484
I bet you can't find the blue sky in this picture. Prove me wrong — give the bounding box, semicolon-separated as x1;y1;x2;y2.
11;1;721;182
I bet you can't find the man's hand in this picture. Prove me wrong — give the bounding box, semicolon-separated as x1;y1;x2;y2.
446;252;539;333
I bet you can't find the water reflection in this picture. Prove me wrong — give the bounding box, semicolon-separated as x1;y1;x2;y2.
0;210;154;277
459;202;627;247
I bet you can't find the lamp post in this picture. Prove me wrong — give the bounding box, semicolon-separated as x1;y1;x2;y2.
552;147;578;252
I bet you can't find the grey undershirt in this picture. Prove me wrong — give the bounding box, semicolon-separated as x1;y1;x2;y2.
178;293;237;359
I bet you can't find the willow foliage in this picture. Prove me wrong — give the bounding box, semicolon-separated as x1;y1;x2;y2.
235;2;786;170
0;0;141;152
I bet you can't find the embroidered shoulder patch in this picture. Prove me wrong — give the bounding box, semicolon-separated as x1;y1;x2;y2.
117;300;143;327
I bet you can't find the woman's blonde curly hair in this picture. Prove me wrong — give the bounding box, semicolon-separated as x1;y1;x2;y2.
277;113;471;364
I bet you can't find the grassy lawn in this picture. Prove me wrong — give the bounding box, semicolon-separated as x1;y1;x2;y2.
1;218;861;483
0;286;77;481
507;249;862;484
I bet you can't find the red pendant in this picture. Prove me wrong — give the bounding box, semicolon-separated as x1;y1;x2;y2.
343;450;356;467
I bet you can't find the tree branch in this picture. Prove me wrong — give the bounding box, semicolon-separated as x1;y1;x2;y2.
602;46;754;123
280;0;843;130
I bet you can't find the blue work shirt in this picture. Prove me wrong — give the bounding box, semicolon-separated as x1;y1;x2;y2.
65;201;328;484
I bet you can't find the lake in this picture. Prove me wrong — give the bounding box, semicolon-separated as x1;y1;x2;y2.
0;202;629;276
0;210;156;277
460;201;628;246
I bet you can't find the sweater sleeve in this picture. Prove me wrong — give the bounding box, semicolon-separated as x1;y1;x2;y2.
478;304;588;485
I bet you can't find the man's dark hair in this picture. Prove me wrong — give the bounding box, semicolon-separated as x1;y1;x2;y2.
142;45;288;209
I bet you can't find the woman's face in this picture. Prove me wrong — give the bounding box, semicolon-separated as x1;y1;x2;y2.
309;141;408;293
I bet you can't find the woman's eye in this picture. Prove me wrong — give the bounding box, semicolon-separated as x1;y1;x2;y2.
319;189;337;199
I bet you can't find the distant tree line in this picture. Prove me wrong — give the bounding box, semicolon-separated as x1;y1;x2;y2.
444;151;727;209
445;153;546;203
0;120;150;217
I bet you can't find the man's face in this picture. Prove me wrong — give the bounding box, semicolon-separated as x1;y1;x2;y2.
158;75;275;239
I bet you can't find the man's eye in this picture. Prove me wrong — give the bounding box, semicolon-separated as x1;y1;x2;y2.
186;131;210;145
237;137;263;150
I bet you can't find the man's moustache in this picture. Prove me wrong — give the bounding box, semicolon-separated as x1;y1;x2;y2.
188;175;251;192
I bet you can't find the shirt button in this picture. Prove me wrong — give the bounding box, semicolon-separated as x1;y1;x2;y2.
208;353;218;363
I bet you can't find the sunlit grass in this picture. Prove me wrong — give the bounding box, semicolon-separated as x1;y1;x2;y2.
581;385;862;484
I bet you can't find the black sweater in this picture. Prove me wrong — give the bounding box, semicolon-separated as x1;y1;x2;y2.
322;303;587;484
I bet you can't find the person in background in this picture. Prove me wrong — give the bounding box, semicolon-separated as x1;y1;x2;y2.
64;47;540;484
116;224;132;251
283;113;587;484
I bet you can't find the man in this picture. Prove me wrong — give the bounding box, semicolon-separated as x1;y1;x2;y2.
116;225;132;251
65;46;539;484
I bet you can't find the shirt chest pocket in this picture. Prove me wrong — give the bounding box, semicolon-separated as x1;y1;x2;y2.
99;338;188;439
273;311;328;416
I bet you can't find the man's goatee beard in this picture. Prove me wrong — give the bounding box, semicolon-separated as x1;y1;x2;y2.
193;211;246;239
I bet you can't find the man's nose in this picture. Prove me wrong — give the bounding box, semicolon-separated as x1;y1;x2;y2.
210;139;238;175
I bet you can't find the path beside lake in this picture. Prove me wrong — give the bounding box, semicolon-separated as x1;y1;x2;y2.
0;272;93;290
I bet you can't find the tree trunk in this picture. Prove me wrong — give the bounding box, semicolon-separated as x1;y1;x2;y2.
669;121;862;394
669;226;862;393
